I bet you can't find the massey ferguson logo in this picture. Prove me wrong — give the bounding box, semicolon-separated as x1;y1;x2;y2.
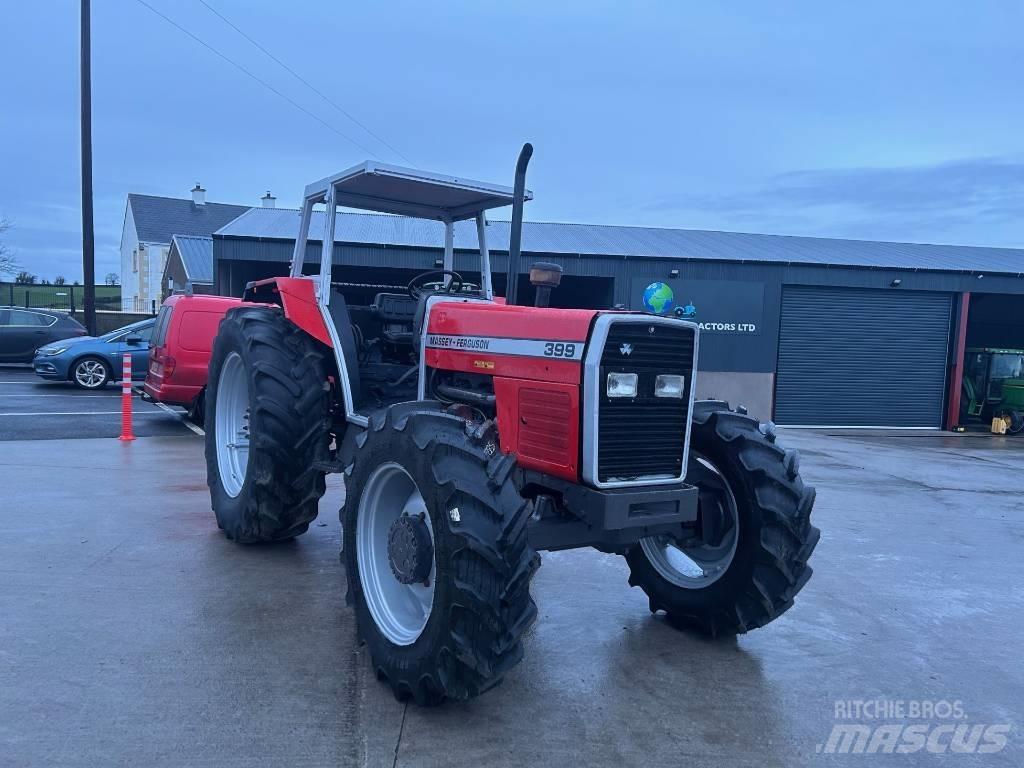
619;343;633;356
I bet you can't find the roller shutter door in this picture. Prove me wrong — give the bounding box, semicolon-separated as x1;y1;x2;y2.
775;286;952;427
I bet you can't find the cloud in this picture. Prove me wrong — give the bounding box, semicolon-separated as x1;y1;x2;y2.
764;157;1024;214
644;156;1024;245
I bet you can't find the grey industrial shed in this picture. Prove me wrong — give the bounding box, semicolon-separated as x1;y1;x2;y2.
210;207;1024;429
163;235;215;296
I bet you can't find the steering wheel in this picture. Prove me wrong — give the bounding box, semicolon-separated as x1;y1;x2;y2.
407;270;464;299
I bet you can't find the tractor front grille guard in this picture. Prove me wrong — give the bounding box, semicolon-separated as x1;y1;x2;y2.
582;315;699;489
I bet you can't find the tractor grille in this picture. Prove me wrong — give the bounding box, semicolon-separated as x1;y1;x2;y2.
595;320;696;484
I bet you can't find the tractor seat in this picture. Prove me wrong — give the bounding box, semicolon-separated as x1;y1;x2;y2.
371;292;418;345
370;292;417;323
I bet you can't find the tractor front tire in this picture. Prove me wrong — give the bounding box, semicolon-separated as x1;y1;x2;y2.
205;306;331;543
342;405;539;705
625;400;819;636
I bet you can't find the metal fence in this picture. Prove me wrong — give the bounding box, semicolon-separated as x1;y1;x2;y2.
118;296;162;314
1;282;159;315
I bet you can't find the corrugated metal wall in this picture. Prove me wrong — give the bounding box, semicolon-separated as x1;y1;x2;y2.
214;237;1024;299
774;286;953;427
213;236;1024;376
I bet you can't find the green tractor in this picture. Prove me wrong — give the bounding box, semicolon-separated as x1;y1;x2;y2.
962;347;1024;434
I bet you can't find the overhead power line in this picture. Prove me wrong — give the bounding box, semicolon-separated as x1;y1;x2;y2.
197;0;416;167
133;0;382;159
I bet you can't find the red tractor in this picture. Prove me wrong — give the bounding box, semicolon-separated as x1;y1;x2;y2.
205;145;819;704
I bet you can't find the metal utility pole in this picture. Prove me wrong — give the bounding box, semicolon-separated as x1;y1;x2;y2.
80;0;96;335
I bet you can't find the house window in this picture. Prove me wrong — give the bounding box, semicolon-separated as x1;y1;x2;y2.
132;249;138;273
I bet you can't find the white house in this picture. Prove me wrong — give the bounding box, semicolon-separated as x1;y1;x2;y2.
118;185;250;311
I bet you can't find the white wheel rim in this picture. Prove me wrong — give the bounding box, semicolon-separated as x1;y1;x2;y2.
75;360;106;388
640;454;740;589
356;462;436;646
215;352;250;498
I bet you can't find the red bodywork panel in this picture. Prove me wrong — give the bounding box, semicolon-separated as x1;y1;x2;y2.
426;349;581;385
493;378;580;478
427;301;599;480
248;277;332;347
427;301;596;340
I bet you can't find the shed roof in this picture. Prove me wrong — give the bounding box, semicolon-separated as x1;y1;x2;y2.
215;208;1024;275
170;235;214;283
129;194;249;244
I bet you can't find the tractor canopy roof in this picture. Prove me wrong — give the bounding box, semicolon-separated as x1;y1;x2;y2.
303;161;533;222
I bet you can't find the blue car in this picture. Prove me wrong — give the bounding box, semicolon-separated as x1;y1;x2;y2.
33;318;155;389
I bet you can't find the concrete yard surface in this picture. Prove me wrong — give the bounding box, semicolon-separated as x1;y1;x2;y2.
0;367;197;441
1;430;1022;767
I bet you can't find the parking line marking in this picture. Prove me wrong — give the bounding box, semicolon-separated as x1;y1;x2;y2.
151;399;205;436
0;411;167;416
0;394;119;398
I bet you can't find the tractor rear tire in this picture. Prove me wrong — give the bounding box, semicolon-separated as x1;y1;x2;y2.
341;404;539;705
625;400;819;636
205;306;331;543
1001;410;1024;435
187;388;206;426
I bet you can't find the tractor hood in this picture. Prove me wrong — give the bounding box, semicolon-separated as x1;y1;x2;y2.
424;301;599;385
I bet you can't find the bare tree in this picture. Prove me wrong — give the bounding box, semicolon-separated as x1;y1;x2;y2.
0;217;20;277
14;271;36;285
104;272;119;286
54;275;66;286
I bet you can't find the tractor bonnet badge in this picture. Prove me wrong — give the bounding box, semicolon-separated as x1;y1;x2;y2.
619;343;633;356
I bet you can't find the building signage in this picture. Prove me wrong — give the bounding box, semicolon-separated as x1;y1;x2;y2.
630;277;765;335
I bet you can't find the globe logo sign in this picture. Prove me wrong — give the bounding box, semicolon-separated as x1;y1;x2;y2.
642;281;675;314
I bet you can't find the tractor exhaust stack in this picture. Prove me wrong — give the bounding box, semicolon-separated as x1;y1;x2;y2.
505;143;533;306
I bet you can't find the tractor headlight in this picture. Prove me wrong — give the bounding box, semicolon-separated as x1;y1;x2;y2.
606;372;638;398
654;374;685;399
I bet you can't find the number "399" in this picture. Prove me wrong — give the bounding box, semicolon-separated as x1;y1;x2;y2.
543;342;576;358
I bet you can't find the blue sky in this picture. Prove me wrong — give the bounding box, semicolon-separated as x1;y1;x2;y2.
2;0;1023;281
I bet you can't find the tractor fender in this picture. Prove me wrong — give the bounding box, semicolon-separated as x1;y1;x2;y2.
247;276;333;348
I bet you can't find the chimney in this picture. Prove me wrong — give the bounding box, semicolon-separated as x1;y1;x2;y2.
261;190;276;208
191;183;206;206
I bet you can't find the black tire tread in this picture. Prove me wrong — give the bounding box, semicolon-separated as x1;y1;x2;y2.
627;400;819;637
205;306;330;543
342;406;538;705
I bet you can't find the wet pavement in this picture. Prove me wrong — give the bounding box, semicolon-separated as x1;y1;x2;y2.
1;428;1021;767
0;367;196;441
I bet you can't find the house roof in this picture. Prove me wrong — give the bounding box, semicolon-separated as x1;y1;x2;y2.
170;235;214;283
129;194;249;244
215;207;1024;275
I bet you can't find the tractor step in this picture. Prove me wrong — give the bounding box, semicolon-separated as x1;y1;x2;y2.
313;459;347;474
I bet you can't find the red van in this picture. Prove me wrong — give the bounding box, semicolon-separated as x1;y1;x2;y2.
144;294;243;423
